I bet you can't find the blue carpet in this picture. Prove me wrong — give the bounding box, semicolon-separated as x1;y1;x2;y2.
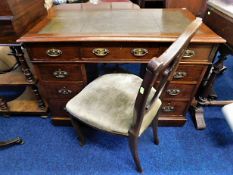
1;55;233;175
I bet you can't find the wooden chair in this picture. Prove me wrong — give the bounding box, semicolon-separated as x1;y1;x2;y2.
65;18;202;172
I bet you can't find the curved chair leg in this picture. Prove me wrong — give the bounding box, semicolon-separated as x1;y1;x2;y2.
0;137;24;148
70;117;85;146
128;133;143;172
152;115;159;145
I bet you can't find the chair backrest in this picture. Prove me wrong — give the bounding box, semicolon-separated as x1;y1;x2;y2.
131;18;203;136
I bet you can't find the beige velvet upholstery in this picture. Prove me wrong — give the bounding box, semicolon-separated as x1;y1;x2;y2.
66;73;161;136
0;46;16;71
44;0;53;10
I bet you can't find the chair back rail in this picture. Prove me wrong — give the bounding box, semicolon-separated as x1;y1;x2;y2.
131;18;203;135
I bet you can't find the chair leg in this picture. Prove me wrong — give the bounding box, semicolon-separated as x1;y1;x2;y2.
128;133;143;173
152;115;159;145
70;117;85;146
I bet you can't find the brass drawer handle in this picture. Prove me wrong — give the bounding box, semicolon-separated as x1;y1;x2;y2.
131;48;148;57
166;89;181;96
183;49;195;58
46;48;62;57
162;105;175;113
58;87;72;95
173;71;187;79
92;48;109;57
53;69;69;79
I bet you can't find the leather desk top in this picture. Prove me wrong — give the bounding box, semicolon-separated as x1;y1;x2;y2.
18;5;225;44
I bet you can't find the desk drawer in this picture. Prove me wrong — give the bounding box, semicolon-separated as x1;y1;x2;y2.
171;64;207;82
162;84;196;100
80;42;160;61
160;101;188;116
40;82;85;99
35;64;86;82
26;43;80;61
182;44;212;62
160;44;212;62
48;99;69;116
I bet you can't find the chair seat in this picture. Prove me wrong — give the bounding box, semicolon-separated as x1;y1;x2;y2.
0;47;16;71
222;103;233;132
66;73;161;136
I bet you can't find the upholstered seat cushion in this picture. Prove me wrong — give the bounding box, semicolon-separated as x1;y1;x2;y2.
66;73;161;136
0;47;16;71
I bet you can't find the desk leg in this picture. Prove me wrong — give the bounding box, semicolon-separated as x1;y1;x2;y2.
190;104;206;130
192;53;225;130
193;44;232;129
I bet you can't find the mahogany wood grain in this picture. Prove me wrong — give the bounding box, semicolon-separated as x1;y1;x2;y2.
160;101;188;116
80;42;161;61
171;64;207;83
161;84;196;100
48;99;69;116
39;81;85;99
35;64;86;82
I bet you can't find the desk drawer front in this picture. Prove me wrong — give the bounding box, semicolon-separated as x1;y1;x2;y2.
27;43;80;61
80;42;160;61
40;82;84;99
182;44;212;62
162;84;196;100
48;99;69;116
171;64;207;82
160;44;212;62
35;64;86;82
160;101;188;116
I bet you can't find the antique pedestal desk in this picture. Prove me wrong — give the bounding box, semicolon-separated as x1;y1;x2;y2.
17;5;225;126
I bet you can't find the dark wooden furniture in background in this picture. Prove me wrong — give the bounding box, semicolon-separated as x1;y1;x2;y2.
0;0;47;147
192;0;233;129
0;137;23;148
136;0;165;8
18;5;224;126
0;0;47;44
165;0;207;17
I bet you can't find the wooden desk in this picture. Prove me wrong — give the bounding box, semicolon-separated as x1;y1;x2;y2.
18;5;225;126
